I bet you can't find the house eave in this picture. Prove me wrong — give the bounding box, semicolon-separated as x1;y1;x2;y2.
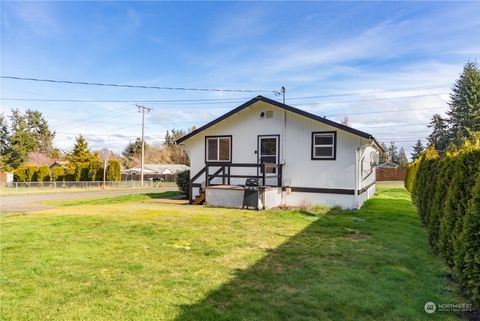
175;95;380;146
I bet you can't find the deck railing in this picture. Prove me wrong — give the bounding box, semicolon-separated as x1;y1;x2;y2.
188;163;283;203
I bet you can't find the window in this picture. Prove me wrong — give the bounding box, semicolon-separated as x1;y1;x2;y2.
311;131;336;160
206;136;231;162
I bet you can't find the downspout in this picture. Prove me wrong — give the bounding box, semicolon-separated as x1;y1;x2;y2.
354;147;359;209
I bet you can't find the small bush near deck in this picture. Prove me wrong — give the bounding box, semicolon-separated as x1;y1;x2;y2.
176;169;190;196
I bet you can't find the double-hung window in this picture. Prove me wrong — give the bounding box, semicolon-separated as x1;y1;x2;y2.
311;131;336;160
206;136;231;162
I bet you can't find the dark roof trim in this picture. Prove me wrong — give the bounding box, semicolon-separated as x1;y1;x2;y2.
176;95;383;151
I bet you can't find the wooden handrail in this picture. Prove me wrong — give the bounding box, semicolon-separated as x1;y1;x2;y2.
189;163;284;204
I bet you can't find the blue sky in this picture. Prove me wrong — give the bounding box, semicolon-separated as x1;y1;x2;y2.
1;1;479;157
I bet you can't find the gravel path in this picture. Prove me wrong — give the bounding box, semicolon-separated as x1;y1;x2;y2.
0;189;171;214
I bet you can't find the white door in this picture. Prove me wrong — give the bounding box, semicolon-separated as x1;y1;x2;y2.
258;135;279;176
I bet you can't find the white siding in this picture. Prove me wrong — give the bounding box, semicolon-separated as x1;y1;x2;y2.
181;100;377;208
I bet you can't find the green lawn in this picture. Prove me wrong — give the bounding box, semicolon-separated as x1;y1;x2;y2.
0;186;467;321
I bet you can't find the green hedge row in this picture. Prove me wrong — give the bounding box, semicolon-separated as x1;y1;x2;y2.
13;160;122;182
405;138;480;304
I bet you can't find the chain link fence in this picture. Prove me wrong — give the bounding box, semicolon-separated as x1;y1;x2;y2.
3;181;178;192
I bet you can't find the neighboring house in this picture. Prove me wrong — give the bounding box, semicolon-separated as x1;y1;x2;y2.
122;164;189;181
377;162;399;169
176;95;384;209
49;160;69;170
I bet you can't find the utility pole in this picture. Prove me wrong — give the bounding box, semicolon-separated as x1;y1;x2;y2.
281;86;286;104
137;104;152;187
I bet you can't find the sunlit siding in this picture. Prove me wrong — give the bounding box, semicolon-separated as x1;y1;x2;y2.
184;101;286;187
283;111;360;189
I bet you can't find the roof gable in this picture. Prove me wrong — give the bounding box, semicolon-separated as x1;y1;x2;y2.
176;95;379;147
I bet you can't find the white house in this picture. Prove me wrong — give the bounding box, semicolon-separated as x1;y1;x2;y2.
176;96;383;209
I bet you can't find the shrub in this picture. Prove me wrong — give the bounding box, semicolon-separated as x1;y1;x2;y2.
427;154;455;253
64;165;76;181
457;172;480;302
36;166;51;182
412;147;438;223
13;164;29;182
25;165;39;182
176;170;190;196
106;160;121;181
88;159;102;181
51;166;65;181
406;135;480;305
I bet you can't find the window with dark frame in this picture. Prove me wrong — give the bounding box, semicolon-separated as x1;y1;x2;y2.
312;132;336;160
206;136;231;162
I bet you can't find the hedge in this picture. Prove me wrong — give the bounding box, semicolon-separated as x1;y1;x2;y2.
405;136;480;304
106;160;121;181
51;166;65;181
36;166;51;182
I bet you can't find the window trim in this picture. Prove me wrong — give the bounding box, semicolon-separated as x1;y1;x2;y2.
311;131;337;160
205;135;232;163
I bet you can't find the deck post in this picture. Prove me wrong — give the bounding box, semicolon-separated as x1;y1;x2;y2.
227;166;231;185
278;164;282;187
262;163;266;186
222;166;225;185
205;165;209;187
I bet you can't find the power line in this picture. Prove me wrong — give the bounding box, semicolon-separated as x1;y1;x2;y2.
1;76;273;93
0;92;448;106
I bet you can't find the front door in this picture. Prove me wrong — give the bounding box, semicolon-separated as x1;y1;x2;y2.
258;135;279;175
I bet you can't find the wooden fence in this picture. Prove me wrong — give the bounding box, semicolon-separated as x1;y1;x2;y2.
376;166;407;181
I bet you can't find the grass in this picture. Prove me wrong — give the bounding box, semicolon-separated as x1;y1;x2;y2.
0;182;178;195
45;191;183;206
0;186;468;321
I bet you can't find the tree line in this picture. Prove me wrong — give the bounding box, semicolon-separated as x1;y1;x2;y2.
1;108;192;182
13;135;121;183
410;61;480;160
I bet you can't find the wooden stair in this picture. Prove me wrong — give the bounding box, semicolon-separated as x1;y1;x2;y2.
192;191;205;205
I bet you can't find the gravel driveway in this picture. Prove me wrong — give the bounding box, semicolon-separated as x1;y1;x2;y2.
0;189;171;213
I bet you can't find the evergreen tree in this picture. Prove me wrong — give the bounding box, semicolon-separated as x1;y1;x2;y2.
122;138;144;167
387;141;399;164
25;110;55;154
398;147;408;165
68;135;93;164
427;114;449;152
2;109;55;168
106;159;121;181
0;113;10;169
411;139;425;161
447;61;480;146
7;109;37;168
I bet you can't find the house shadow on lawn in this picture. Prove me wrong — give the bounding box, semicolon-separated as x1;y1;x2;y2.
173;195;461;321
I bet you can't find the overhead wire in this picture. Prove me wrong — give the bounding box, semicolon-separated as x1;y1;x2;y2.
0;76;274;93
